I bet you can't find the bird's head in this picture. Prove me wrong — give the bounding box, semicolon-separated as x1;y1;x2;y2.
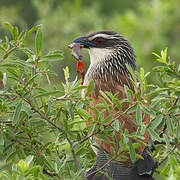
71;31;136;70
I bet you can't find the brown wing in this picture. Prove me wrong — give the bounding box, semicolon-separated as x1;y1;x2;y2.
86;72;150;158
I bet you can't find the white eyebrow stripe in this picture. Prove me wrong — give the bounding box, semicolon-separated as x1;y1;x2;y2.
88;33;119;40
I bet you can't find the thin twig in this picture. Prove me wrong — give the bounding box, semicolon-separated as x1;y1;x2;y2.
86;158;113;178
66;136;87;180
17;92;61;131
43;169;58;177
0;41;19;63
26;98;61;130
170;67;180;79
104;103;136;127
54;96;81;102
157;144;177;167
76;103;136;146
173;97;179;106
153;140;180;146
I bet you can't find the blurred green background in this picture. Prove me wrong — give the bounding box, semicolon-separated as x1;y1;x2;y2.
0;0;180;83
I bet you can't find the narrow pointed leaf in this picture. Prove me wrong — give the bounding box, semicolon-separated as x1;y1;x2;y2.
87;124;96;137
13;102;22;126
77;109;91;119
35;28;42;55
0;135;4;146
34;90;60;98
28;25;41;35
136;105;142;125
99;90;112;103
25;155;34;165
23;74;39;90
148;127;161;141
85;80;94;97
140;104;156;116
150;114;164;129
166;117;173;135
128;141;136;163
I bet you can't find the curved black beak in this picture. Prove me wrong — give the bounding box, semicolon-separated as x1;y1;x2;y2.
70;36;94;48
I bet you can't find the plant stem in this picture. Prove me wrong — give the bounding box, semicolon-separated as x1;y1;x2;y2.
66;136;87;180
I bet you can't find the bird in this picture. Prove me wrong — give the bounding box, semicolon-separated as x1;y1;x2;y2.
70;31;154;180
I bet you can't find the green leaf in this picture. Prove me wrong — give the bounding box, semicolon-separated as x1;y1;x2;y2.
28;25;41;35
6;68;18;78
85;80;94;97
55;157;61;171
112;120;119;131
149;114;164;129
25;155;34;165
18;160;29;172
26;165;42;175
163;48;168;62
152;52;161;59
140;124;146;135
13;26;19;40
153;66;170;73
126;64;137;83
64;66;69;84
103;114;113;124
99;90;112;103
169;155;178;169
13;102;22;126
87;124;96;137
70;120;86;126
148;127;161;141
77;109;91;119
96;134;113;144
23;74;39;91
124;85;132;101
42;50;64;61
34;90;60;98
140;67;144;80
136;105;142;126
72;85;87;91
113;99;122;112
176;124;180;138
0;135;4;146
128;141;136;163
4;22;14;36
17;30;24;40
0;44;6;51
35;28;43;55
106;92;115;100
146;88;169;98
153;48;168;64
96;103;107;109
175;90;180;96
127;104;137;114
163;134;170;147
166;117;173;135
0;63;19;68
140;104;156;116
6;151;17;161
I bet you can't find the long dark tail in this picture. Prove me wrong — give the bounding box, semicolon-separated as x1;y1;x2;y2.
86;148;154;180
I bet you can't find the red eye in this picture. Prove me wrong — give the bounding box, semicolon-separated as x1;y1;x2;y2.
97;38;103;45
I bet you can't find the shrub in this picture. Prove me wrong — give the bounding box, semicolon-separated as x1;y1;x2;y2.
0;24;179;180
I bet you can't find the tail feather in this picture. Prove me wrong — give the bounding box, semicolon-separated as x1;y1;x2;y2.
135;148;155;175
86;148;155;180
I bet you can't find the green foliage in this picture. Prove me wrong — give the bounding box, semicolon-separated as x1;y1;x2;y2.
0;24;180;180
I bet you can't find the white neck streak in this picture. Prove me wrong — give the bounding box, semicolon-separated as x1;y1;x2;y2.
88;48;113;65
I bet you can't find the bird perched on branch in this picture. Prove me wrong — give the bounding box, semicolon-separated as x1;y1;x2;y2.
69;31;154;180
